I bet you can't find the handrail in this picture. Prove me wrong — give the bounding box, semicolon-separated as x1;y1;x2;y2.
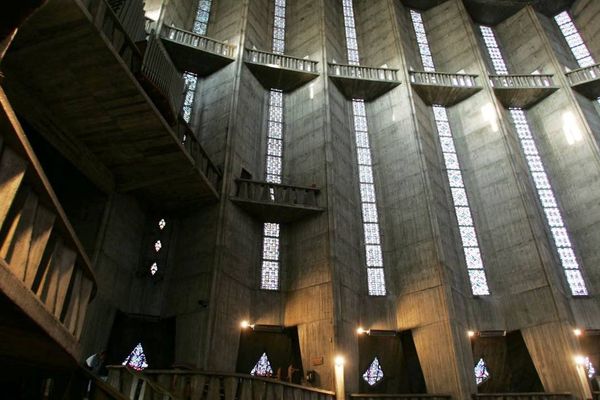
328;63;400;82
160;24;235;58
106;0;146;42
489;74;555;88
107;366;181;399
410;70;479;87
245;48;319;73
473;394;574;400
565;63;600;85
80;0;143;74
234;178;321;209
175;116;222;190
350;395;451;399
141;35;185;118
0;87;97;342
106;367;336;398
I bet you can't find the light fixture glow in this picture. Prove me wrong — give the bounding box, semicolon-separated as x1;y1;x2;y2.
356;327;366;335
468;330;476;338
562;111;583;145
335;355;345;367
575;355;586;365
240;320;250;329
573;328;582;337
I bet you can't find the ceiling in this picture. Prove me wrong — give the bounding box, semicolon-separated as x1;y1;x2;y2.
401;0;575;25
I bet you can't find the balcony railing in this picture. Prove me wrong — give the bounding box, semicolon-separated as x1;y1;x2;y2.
473;393;574;400
160;25;235;58
350;395;451;400
107;367;336;400
141;35;185;120
0;88;97;349
410;71;478;87
82;0;144;73
107;366;177;399
329;63;399;82
245;48;318;73
175;116;221;190
565;63;600;85
106;0;146;42
235;179;320;209
489;74;555;88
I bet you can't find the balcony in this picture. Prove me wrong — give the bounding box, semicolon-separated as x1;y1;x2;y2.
473;394;574;400
0;86;96;367
231;179;324;223
349;395;451;400
489;74;558;108
107;366;336;400
157;24;235;77
328;63;401;101
2;0;221;209
409;71;482;106
565;63;600;99
244;48;319;92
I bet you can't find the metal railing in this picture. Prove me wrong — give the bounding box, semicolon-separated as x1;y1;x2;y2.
0;90;97;344
160;24;235;58
350;395;451;400
565;63;600;86
489;74;555;88
473;393;574;400
106;0;146;42
410;71;478;87
175;116;221;190
141;35;185;117
328;63;399;81
116;368;336;400
81;0;143;73
107;367;179;400
234;179;320;208
245;48;319;73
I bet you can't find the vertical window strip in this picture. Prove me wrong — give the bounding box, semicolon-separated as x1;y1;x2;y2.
342;0;386;295
554;11;596;68
479;26;509;75
193;0;212;36
410;10;490;295
479;25;589;296
272;0;286;54
509;109;587;295
260;1;287;290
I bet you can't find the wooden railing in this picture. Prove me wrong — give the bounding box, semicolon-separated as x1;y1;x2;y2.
565;63;600;85
329;63;399;81
410;71;478;87
175;116;221;189
106;0;146;42
350;394;451;400
0;88;97;343
107;367;179;400
234;179;320;208
473;393;574;400
245;48;319;73
81;0;143;74
160;25;235;58
141;35;185;117
592;391;599;400
489;74;555;88
108;368;336;400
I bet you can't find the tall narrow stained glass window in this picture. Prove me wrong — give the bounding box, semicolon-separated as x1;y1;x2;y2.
410;10;490;295
479;25;588;296
250;352;274;376
362;357;384;386
181;0;213;123
342;0;386;296
260;0;287;290
123;343;149;371
554;11;595;68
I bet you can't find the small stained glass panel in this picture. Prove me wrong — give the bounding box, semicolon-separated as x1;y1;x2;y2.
469;270;490;295
455;206;473;226
367;268;386;296
262;237;280;261
261;261;279;290
558;248;579;269
364;223;381;245
447;170;464;188
444;152;460;170
565;270;588;296
460;226;478;247
158;219;166;230
357;148;372;165
366;245;383;267
360;184;376;203
474;358;490;385
464;247;484;270
359;165;374;183
264;223;280;238
154;240;162;252
123;343;149;371
362;203;379;223
362;357;384;386
251;353;274;376
451;187;469;207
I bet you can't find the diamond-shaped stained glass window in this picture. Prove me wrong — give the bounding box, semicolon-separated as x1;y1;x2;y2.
362;357;384;386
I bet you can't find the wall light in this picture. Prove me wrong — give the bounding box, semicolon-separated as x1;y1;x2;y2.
563;111;583;145
356;327;366;335
573;328;582;337
467;330;476;338
575;354;586;365
334;355;345;367
240;320;252;329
